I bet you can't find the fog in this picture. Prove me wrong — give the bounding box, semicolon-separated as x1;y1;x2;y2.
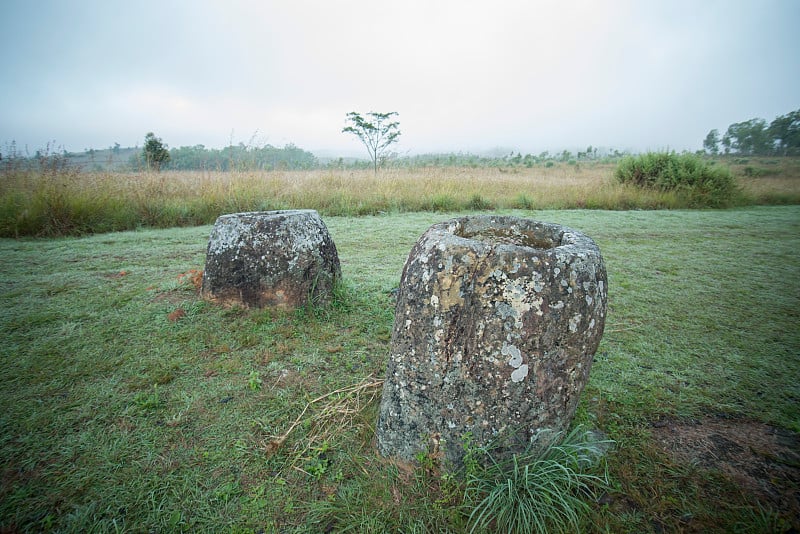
1;0;798;157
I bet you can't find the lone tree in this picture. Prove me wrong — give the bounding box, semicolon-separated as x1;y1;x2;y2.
342;111;400;174
143;132;170;171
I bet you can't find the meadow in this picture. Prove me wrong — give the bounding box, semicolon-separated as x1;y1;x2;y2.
1;204;798;532
2;157;800;237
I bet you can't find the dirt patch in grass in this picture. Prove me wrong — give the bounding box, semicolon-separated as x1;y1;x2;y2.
652;416;800;525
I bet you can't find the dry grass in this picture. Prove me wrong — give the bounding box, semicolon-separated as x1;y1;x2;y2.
263;375;384;475
2;160;800;236
739;175;800;202
275;164;621;210
726;156;800;204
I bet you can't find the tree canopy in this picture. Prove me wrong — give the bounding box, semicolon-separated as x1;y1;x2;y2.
143;132;170;171
703;129;721;155
768;110;800;156
707;109;800;156
165;143;317;171
342;111;401;174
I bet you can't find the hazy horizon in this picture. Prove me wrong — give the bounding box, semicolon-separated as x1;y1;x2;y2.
2;0;798;158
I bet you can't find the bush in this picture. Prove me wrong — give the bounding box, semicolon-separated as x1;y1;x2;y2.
615;152;739;207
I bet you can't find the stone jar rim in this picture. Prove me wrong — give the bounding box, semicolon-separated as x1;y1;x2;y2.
434;215;599;255
216;209;318;220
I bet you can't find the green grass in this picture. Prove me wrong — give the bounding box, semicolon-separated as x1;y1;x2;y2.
464;426;612;534
1;207;799;532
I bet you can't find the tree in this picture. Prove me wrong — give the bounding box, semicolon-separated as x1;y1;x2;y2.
723;119;770;156
768;109;800;156
342;111;400;174
143;132;170;171
703;129;720;155
721;132;732;155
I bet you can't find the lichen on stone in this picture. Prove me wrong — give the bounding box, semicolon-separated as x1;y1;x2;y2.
201;210;340;310
377;215;607;468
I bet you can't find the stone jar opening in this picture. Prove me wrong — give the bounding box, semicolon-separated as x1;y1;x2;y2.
452;217;564;249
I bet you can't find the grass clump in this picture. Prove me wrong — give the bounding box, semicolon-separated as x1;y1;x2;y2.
463;427;612;534
615;152;740;207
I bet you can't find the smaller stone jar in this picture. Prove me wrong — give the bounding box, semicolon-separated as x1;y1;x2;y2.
201;210;340;310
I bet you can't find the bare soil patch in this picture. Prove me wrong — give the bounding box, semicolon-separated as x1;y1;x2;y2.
652;416;800;526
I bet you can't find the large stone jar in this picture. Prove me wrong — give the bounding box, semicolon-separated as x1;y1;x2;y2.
201;210;340;310
376;215;607;467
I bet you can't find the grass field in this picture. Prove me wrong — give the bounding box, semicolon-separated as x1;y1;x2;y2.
2;157;800;237
1;206;798;532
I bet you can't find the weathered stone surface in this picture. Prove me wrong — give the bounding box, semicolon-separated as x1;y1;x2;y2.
376;215;607;467
201;210;340;309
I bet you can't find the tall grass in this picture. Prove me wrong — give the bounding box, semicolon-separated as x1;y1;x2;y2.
463;427;612;534
2;160;800;236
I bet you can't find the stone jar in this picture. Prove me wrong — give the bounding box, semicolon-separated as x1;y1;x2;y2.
376;215;607;467
201;210;341;310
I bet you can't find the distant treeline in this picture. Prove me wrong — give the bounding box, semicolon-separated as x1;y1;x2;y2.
388;146;627;169
146;143;319;171
704;108;800;156
2;106;798;173
158;143;629;172
1;141;631;173
0;141;319;173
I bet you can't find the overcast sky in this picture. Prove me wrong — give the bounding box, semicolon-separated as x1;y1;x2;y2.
1;0;798;157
